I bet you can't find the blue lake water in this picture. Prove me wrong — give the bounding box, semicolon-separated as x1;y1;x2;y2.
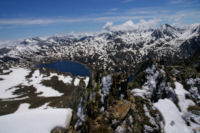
36;61;90;76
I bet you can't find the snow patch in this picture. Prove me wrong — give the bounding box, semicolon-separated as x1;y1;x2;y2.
74;78;80;86
0;68;30;99
27;70;63;97
115;125;126;133
84;77;89;87
154;99;190;133
131;88;146;98
58;75;72;84
0;109;72;133
75;98;85;129
99;75;112;103
1;96;29;101
142;65;159;98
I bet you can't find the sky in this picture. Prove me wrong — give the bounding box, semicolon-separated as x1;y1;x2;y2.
0;0;200;40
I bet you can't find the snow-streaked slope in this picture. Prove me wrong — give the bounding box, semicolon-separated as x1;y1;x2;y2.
131;65;200;133
0;108;72;133
142;65;159;98
0;68;63;99
99;75;112;103
0;67;86;100
27;70;63;97
174;82;195;113
0;68;30;99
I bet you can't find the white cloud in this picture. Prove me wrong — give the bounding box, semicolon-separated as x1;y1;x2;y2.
103;22;113;30
0;18;84;25
103;19;160;31
0;16;150;25
0;7;199;28
168;10;200;26
110;8;118;11
92;16;149;22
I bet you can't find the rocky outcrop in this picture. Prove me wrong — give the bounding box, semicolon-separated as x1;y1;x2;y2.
109;100;131;121
66;69;163;133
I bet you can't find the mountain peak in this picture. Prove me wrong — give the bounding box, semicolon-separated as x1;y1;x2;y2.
152;24;181;39
160;24;176;30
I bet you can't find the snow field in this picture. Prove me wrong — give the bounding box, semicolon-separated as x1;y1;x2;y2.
0;108;72;133
154;99;190;133
0;67;87;99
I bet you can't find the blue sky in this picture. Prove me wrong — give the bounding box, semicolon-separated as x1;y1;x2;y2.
0;0;200;40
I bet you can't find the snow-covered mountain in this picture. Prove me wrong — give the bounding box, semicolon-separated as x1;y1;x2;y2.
0;23;200;70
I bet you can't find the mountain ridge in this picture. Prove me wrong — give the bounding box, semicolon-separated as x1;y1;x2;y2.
0;23;199;73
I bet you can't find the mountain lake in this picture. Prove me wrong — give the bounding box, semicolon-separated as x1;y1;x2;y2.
36;61;90;76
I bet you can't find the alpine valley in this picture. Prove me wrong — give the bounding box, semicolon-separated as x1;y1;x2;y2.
0;23;200;133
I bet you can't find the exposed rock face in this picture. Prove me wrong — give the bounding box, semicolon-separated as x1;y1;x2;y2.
109;100;131;121
66;69;163;133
